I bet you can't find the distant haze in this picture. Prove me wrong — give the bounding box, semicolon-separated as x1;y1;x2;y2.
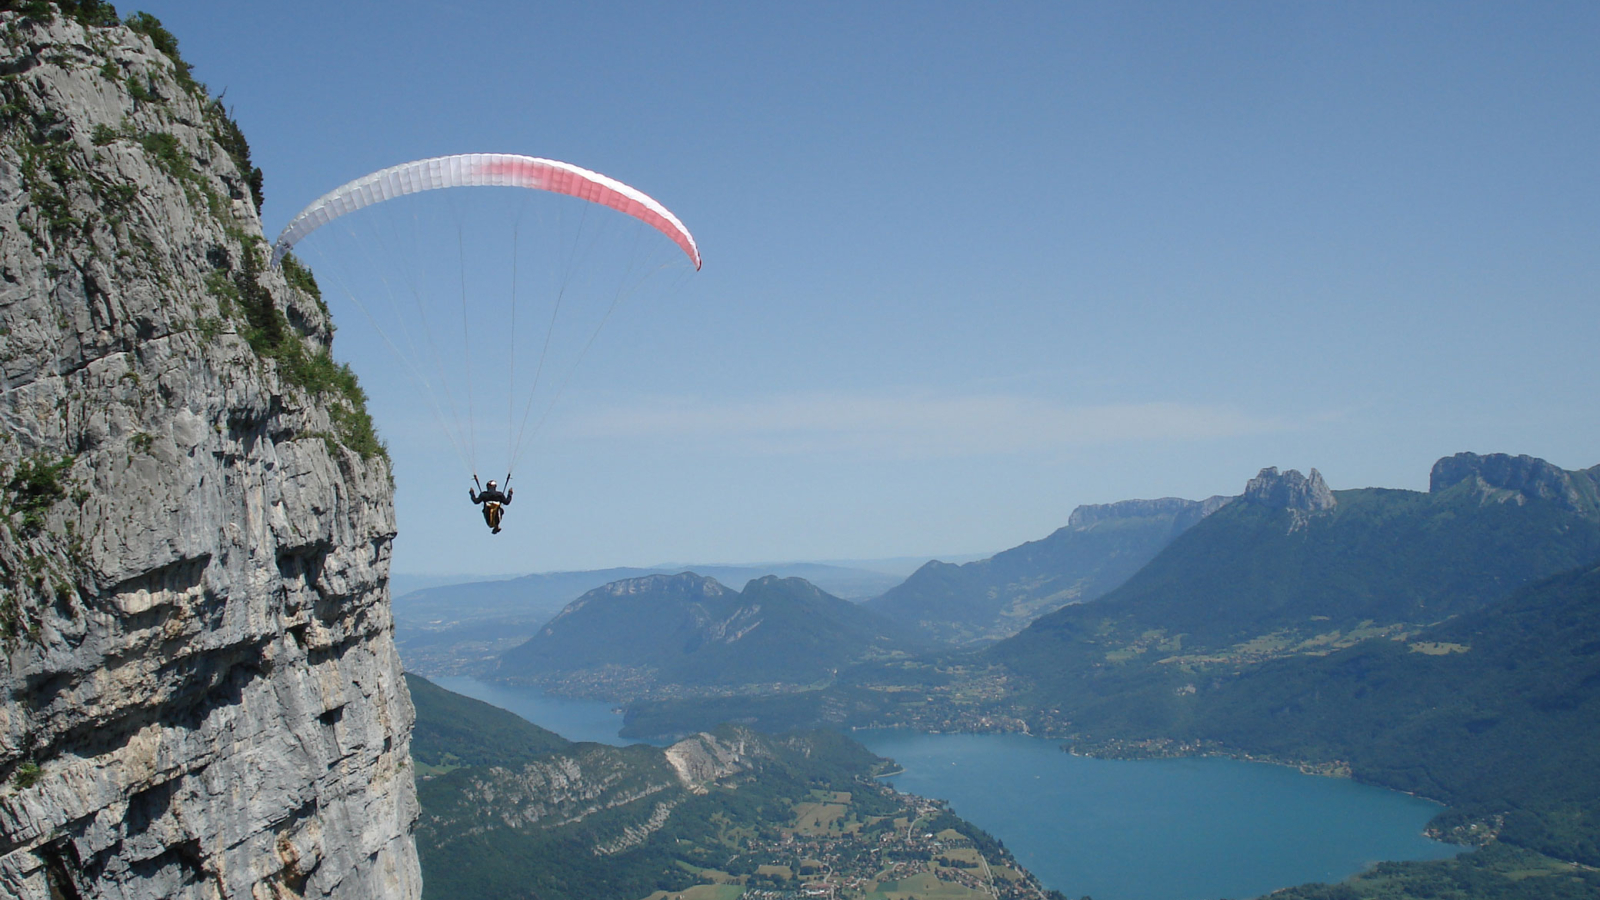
393;554;992;585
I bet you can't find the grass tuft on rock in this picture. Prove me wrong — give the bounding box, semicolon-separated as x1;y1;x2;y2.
230;250;386;461
5;453;73;534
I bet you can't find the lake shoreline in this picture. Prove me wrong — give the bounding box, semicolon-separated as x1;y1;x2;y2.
427;675;1465;900
856;728;1461;900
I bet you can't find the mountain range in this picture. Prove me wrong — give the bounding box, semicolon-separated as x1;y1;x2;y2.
866;495;1230;644
392;561;908;674
990;454;1600;728
596;452;1600;898
1154;560;1600;867
495;572;906;690
615;455;1600;745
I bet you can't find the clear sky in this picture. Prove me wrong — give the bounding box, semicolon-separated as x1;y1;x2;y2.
134;1;1599;575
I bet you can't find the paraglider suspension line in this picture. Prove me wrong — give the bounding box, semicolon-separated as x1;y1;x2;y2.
457;222;478;473
506;202;590;478
504;205;528;473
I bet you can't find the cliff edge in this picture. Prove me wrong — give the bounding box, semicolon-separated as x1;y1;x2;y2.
0;8;419;898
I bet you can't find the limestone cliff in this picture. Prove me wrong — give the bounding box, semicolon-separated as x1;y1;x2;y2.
1065;494;1233;531
1430;452;1600;517
0;8;419;898
1241;466;1335;513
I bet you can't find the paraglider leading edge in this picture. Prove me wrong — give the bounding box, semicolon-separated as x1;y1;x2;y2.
268;153;702;270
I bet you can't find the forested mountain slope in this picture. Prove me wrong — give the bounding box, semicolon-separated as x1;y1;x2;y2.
1166;561;1600;866
989;455;1600;724
866;495;1229;645
406;673;570;769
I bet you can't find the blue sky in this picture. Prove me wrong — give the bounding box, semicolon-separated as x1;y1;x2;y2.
136;1;1599;574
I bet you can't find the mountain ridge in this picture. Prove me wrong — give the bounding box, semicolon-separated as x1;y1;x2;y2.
496;572;906;692
864;493;1232;645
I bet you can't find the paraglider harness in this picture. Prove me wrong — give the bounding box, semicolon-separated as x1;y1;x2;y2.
470;476;513;534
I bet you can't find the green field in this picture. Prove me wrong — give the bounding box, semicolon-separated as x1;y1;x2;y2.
642;885;745;900
867;871;990;900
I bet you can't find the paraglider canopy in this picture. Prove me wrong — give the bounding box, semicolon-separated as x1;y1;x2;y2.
272;151;700;523
270;153;701;270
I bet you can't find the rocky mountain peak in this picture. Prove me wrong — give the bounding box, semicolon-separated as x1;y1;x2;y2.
542;571;729;630
1242;467;1336;512
600;571;729;598
1429;452;1598;515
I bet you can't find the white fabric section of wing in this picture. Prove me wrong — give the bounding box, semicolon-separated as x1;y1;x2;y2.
271;154;701;269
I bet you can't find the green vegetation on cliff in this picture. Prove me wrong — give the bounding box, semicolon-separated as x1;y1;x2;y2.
1;4;382;461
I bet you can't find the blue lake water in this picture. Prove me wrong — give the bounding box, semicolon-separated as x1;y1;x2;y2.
426;678;1460;900
857;730;1459;900
427;675;648;746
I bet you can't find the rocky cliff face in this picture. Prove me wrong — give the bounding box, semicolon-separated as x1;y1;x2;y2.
1066;494;1233;531
0;10;419;899
1431;452;1600;516
1242;466;1335;512
662;728;775;793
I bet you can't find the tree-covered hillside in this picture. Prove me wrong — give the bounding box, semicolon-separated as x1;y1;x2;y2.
1155;562;1600;866
406;673;570;771
989;455;1600;731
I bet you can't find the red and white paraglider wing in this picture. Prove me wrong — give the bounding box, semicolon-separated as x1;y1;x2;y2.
270;153;701;269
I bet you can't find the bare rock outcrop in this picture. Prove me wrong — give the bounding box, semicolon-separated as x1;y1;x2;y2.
1242;466;1335;513
1067;494;1233;531
0;10;418;899
663;728;773;793
1430;452;1600;517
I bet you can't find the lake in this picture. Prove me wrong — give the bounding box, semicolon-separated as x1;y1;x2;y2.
428;677;1459;900
427;675;645;746
856;729;1458;900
